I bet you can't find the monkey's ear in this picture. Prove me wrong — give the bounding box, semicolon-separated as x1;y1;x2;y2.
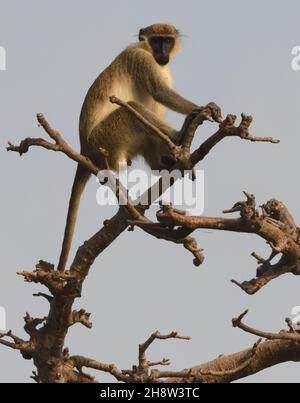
139;29;145;41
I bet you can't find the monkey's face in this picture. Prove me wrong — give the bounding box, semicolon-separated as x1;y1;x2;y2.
148;36;175;66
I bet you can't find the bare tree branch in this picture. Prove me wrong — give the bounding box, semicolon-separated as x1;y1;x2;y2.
3;99;289;383
133;193;300;294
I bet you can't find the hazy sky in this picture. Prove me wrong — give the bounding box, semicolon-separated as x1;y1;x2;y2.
1;0;300;383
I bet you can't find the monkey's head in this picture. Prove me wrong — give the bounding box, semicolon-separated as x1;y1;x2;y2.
138;23;180;66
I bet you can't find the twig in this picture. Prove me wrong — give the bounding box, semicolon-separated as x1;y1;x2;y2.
232;310;300;342
70;356;128;383
7;113;100;176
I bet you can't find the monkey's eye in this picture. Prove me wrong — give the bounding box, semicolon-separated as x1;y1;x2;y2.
164;37;175;49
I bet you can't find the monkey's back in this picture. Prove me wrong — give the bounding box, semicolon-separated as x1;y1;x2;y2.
79;44;173;148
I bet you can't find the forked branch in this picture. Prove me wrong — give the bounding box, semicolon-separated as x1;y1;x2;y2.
131;193;300;294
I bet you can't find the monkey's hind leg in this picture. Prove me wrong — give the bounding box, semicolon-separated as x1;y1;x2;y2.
126;101;184;145
124;101;182;171
88;102;180;171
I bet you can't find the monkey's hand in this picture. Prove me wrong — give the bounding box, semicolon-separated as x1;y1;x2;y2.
190;102;222;123
204;102;223;123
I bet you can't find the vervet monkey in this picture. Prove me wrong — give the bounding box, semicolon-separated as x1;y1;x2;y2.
58;23;222;271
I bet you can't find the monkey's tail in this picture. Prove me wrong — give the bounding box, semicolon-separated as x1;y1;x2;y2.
57;164;91;271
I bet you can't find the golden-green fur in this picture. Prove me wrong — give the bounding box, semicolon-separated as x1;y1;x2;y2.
58;23;199;271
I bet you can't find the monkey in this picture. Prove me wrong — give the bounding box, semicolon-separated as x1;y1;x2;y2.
57;23;222;271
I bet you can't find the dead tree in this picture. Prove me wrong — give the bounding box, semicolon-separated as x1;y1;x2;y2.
2;98;299;383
